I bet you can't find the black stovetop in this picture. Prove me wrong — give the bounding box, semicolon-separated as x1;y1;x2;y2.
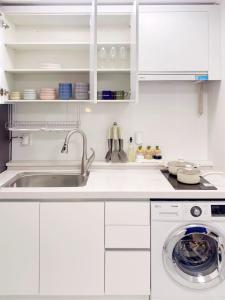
161;169;217;190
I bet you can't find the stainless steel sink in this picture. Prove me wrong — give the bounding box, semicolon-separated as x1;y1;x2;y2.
2;172;89;188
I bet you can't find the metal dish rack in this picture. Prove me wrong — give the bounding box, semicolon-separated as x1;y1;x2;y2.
7;120;80;132
6;103;81;132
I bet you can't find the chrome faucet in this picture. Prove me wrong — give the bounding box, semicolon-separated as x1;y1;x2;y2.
61;129;95;177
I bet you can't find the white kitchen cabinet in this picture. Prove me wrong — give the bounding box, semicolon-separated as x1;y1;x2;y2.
0;1;138;104
40;202;104;295
96;2;138;103
105;251;150;295
139;5;221;80
105;201;150;225
105;225;150;249
0;5;96;103
0;202;39;295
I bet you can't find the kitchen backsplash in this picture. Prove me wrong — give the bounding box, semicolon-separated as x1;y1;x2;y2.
12;82;208;161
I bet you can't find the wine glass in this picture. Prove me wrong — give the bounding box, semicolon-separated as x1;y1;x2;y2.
119;46;128;68
109;46;117;69
98;46;107;69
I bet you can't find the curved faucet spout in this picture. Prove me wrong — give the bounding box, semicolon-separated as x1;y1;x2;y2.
61;129;95;177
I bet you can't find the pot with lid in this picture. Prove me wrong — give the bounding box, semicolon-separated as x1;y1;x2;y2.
177;165;223;185
167;159;195;176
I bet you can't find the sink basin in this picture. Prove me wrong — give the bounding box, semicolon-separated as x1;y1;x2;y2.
2;172;89;188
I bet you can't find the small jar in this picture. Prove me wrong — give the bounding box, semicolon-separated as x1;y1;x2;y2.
145;146;153;160
153;146;162;160
136;145;145;162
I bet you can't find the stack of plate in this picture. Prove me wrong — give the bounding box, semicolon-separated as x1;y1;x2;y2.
59;83;72;100
9;91;21;101
23;89;37;100
74;82;89;100
39;88;56;100
40;63;61;70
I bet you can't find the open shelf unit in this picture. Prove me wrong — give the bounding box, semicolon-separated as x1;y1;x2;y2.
0;1;138;104
5;69;90;74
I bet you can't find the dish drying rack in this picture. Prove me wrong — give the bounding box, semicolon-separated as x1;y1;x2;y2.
6;120;80;132
6;103;81;132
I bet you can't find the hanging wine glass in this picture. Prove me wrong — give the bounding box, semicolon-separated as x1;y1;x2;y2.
98;46;107;69
109;46;117;69
119;46;128;69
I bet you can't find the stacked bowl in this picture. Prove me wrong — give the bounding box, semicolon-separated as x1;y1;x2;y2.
9;91;21;101
74;82;89;100
39;88;56;100
59;83;72;100
23;89;37;101
40;63;61;70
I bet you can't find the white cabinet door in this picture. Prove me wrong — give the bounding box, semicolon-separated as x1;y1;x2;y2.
139;6;209;73
40;202;104;295
0;202;39;295
105;251;150;295
0;12;6;103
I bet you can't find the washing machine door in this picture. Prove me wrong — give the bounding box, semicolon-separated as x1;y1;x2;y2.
163;224;225;289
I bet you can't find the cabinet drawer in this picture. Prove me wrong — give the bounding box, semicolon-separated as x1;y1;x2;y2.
105;202;150;225
105;226;150;249
105;251;150;295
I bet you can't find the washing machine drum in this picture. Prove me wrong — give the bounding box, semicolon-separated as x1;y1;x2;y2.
163;224;225;289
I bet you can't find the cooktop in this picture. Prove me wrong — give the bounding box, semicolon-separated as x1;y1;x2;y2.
161;169;217;190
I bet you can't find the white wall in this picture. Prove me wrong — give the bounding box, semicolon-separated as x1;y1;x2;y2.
208;0;225;170
12;81;208;162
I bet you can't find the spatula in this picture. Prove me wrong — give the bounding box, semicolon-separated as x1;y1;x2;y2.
117;126;128;163
111;122;120;163
105;127;113;162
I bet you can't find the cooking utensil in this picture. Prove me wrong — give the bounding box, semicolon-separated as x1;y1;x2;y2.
167;159;195;176
111;122;120;163
118;139;128;163
105;127;113;162
117;126;128;163
177;165;223;185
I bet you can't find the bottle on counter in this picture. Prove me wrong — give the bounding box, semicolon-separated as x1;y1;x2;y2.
153;145;162;160
145;146;153;160
127;137;135;162
136;145;145;162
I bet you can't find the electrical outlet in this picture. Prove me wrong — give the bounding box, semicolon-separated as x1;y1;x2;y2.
21;134;32;146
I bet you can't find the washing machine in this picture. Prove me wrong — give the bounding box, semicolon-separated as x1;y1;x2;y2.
151;200;225;300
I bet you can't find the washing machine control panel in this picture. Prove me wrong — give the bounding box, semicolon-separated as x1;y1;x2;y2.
183;203;211;220
190;206;202;217
211;205;225;216
152;201;225;221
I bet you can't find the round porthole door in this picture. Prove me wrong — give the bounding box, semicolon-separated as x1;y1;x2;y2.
163;224;225;289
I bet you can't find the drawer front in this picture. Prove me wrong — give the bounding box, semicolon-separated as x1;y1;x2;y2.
105;202;150;225
105;226;150;249
105;251;150;295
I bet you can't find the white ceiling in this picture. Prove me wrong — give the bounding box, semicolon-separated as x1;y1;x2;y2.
0;0;221;4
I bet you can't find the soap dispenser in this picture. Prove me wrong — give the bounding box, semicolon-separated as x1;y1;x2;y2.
127;137;135;162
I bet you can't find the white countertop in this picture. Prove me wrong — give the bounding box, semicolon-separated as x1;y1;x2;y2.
1;164;225;200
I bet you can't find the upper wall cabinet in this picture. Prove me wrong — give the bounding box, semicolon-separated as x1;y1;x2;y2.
0;4;96;104
138;5;221;80
0;1;138;104
96;1;138;103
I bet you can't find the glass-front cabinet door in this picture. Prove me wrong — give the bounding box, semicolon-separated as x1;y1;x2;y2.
163;224;225;289
96;0;137;103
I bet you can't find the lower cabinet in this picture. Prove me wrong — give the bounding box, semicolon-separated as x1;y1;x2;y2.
0;201;150;296
105;251;150;295
105;202;150;296
40;202;105;295
0;202;39;295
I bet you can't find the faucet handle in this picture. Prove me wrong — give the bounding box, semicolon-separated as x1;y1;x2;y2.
87;148;95;171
